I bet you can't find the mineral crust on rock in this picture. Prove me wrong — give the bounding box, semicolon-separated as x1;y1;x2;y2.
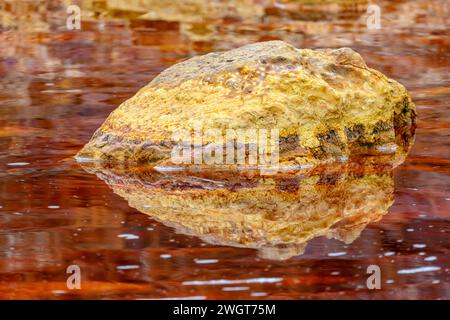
77;40;416;168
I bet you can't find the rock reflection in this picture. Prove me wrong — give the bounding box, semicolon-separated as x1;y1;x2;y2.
82;162;398;260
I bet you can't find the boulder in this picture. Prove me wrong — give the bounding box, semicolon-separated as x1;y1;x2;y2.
77;40;416;168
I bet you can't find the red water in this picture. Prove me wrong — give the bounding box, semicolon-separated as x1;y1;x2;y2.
0;0;448;299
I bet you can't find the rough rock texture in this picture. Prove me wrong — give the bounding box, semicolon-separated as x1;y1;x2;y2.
82;162;393;260
77;41;416;167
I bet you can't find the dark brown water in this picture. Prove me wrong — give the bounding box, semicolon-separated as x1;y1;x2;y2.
0;0;449;299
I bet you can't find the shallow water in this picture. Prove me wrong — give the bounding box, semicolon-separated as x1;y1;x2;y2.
0;0;449;299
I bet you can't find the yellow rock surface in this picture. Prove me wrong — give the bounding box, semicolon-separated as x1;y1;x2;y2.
77;41;416;167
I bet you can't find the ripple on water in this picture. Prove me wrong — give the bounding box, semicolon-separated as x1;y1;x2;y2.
424;256;437;262
182;277;283;286
116;265;140;270
397;266;441;274
251;292;268;297
222;286;250;291
117;234;139;240
327;252;347;257
194;259;219;264
7;162;30;166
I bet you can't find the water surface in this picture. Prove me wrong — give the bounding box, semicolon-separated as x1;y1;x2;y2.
0;0;448;299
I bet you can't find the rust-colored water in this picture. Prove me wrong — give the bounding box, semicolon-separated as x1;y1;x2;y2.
0;0;449;299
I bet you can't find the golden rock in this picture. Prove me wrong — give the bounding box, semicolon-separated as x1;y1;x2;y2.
77;41;416;168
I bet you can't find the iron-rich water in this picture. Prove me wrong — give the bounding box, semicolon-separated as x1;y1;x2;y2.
0;0;448;299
